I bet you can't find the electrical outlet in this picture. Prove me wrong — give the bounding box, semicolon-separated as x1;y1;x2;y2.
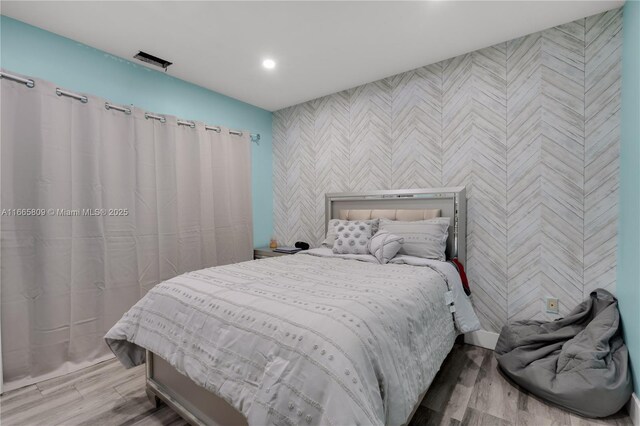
546;297;559;314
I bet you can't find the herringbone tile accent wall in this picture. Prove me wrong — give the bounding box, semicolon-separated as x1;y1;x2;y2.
312;92;351;243
584;9;622;297
443;45;508;331
390;63;443;189
349;80;393;191
272;10;622;332
507;19;587;324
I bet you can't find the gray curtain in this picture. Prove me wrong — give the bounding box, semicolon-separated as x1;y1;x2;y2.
0;72;253;389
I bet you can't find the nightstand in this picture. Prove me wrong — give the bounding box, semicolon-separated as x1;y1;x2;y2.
253;247;297;259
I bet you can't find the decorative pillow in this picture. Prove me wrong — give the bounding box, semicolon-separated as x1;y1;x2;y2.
321;219;342;248
379;217;450;261
332;220;374;254
368;231;404;264
322;219;378;248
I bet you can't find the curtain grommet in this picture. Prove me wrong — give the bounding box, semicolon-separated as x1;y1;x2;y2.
56;88;88;103
106;102;131;115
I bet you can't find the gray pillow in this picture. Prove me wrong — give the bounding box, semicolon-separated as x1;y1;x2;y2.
368;231;404;264
332;220;374;254
323;219;378;248
379;217;450;261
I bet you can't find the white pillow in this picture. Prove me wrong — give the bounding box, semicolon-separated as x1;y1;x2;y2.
368;231;404;264
332;220;374;254
321;219;342;248
379;217;450;261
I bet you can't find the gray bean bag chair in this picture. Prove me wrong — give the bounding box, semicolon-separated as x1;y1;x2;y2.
495;289;632;418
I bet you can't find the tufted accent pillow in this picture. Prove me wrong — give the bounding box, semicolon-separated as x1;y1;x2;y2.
332;220;374;254
323;219;378;248
368;231;404;264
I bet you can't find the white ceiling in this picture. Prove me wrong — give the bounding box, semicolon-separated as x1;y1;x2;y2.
1;1;624;111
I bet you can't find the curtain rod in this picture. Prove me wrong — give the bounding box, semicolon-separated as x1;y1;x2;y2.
0;71;261;144
0;71;35;88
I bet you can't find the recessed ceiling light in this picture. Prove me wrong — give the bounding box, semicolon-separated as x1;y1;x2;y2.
262;59;276;69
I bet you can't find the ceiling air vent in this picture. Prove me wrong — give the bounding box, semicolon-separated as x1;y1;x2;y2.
134;51;172;71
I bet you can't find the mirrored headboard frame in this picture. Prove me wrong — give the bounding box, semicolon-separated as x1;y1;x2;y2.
325;187;467;264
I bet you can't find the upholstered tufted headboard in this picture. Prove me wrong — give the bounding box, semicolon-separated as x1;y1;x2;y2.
325;187;466;264
338;208;441;221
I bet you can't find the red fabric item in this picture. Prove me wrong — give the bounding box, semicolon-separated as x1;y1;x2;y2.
451;258;471;296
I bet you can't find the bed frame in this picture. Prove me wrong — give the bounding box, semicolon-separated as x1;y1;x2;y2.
325;187;466;265
145;187;467;425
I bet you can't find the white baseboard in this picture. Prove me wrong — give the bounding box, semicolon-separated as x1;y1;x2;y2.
464;329;499;350
629;393;640;426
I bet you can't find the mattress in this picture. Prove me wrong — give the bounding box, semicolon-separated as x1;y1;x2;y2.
105;253;462;425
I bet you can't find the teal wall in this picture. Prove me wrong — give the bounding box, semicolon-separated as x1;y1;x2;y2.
619;0;640;394
0;15;273;248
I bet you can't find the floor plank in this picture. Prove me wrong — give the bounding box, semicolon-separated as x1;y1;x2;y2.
0;344;631;426
127;405;188;426
410;405;461;426
460;407;513;426
3;386;84;425
466;349;520;422
0;385;44;413
570;411;634;426
36;358;124;396
421;344;487;421
517;389;572;426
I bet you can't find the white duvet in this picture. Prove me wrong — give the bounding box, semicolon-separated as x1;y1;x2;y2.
106;252;479;425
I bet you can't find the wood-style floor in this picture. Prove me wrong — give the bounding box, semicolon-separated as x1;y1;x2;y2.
0;344;632;426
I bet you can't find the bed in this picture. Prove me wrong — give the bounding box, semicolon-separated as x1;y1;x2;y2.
105;187;478;425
